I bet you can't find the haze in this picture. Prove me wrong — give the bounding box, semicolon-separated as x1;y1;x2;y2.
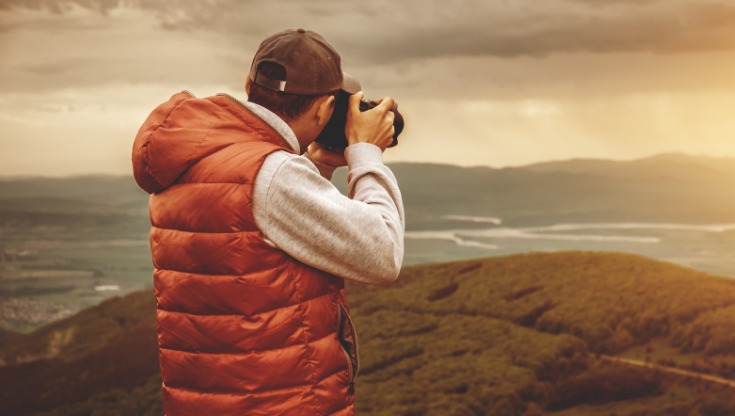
1;0;735;176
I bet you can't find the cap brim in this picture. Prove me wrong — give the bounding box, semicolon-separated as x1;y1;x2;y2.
341;72;361;94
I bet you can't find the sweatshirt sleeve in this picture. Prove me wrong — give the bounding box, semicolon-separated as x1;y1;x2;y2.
253;143;405;284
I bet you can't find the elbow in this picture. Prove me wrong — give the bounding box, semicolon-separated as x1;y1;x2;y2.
371;241;403;286
343;224;403;285
336;242;401;285
373;265;400;286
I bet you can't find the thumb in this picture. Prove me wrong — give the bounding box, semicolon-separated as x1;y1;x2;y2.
348;91;364;115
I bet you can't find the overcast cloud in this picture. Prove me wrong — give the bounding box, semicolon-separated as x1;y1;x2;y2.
1;0;734;175
5;0;735;57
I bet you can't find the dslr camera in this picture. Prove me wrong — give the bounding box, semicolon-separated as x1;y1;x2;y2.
316;73;405;150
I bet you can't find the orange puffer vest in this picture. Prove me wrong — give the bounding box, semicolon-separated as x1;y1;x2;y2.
132;91;358;416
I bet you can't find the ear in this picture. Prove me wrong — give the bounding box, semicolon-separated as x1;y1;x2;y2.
315;95;335;126
245;77;252;95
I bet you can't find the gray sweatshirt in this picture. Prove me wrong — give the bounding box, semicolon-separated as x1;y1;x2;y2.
242;100;405;285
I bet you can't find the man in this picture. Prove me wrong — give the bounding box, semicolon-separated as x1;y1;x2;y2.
132;28;404;416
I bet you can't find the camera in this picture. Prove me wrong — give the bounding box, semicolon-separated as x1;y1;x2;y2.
315;73;405;150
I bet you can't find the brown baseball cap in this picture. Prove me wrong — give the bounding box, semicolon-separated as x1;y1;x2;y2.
249;28;343;96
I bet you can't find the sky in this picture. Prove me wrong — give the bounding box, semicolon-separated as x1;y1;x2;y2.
1;0;735;176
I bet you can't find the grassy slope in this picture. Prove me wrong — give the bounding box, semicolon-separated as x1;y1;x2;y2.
0;328;24;348
349;251;735;353
0;289;156;364
347;252;735;415
0;291;159;415
2;252;735;415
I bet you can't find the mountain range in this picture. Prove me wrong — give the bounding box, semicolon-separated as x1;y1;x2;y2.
2;152;734;231
1;152;734;331
378;153;735;229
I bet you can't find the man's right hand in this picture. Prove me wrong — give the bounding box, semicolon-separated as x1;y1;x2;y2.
345;92;396;151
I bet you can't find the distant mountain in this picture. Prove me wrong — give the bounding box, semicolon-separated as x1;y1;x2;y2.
3;252;735;415
3;153;733;230
521;152;735;179
0;175;149;212
338;153;735;228
0;175;150;241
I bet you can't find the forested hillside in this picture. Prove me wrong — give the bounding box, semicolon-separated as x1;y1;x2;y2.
2;252;735;415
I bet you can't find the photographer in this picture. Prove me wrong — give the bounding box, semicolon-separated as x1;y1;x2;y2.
132;28;404;415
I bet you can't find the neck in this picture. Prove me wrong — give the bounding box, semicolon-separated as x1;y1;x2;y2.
285;117;312;155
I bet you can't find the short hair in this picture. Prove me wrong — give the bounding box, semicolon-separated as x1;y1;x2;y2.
248;62;336;120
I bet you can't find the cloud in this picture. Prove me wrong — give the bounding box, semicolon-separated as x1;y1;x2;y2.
3;0;735;100
2;0;735;177
0;6;246;93
4;0;735;63
13;57;92;75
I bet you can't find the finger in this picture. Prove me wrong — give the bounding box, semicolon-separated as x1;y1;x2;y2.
383;116;394;130
348;91;365;115
373;98;398;112
375;97;394;113
383;128;395;149
381;124;395;142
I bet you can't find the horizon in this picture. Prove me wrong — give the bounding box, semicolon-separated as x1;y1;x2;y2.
2;1;735;175
1;151;733;179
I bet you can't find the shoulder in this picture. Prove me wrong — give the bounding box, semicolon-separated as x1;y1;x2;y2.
259;150;319;180
254;150;324;200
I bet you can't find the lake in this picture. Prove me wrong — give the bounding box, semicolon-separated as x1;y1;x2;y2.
405;217;735;278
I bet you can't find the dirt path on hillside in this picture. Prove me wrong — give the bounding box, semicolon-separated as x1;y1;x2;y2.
601;355;735;389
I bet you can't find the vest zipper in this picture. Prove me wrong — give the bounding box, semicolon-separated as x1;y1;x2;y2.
337;302;360;394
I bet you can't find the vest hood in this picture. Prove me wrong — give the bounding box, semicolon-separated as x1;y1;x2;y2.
132;91;288;194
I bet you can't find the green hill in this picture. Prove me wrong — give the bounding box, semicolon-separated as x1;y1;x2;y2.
2;252;735;415
349;252;735;415
0;290;159;415
0;328;23;348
